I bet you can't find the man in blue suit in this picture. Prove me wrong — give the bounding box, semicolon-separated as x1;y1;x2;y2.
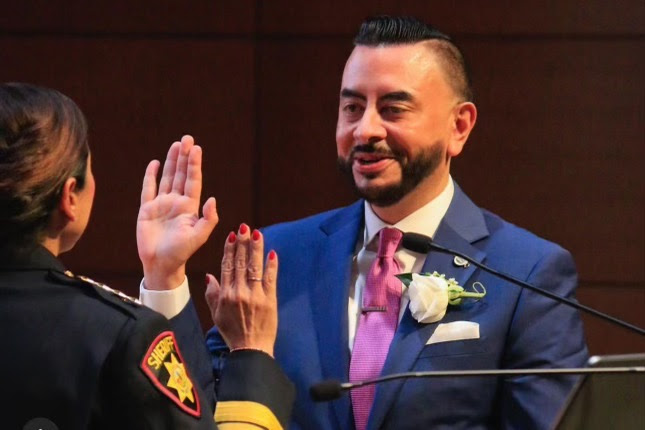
206;16;588;429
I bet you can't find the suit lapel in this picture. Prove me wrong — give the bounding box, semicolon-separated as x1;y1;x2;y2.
312;201;364;429
368;185;489;430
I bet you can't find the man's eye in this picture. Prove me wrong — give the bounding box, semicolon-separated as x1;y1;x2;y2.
343;104;361;113
381;106;405;114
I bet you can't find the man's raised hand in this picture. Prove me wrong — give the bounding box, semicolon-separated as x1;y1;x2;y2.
137;135;218;290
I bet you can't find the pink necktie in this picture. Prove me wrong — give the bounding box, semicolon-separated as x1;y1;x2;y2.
349;227;403;430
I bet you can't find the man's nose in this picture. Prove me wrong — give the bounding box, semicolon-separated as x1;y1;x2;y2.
353;107;386;145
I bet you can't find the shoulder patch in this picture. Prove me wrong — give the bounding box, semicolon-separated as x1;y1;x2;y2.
140;331;201;418
73;273;141;306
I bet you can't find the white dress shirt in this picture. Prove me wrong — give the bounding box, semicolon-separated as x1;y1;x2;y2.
348;177;454;351
139;276;190;320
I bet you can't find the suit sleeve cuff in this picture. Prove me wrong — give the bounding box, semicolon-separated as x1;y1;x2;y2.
216;350;294;430
139;276;190;319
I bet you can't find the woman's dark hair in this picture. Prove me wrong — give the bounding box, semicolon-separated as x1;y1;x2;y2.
0;83;89;256
354;16;473;102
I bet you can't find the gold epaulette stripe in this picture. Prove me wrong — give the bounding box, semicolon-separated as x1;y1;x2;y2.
215;400;283;430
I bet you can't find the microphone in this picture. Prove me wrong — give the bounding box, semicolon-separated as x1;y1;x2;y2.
310;380;344;402
402;232;645;336
310;367;645;401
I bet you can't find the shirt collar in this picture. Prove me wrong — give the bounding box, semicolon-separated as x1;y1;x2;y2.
363;176;455;248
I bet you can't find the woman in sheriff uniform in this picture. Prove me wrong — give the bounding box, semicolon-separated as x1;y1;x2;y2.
0;82;293;430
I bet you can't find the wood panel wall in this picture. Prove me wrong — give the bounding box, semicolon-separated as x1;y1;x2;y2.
1;1;643;355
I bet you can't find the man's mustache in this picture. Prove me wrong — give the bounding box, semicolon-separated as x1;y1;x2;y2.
350;144;398;159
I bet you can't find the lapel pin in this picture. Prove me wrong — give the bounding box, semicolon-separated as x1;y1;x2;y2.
453;256;470;268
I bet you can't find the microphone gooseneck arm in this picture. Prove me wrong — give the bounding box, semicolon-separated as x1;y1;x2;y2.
310;367;645;401
401;232;645;336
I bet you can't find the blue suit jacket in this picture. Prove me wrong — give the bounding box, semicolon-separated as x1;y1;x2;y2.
207;185;588;430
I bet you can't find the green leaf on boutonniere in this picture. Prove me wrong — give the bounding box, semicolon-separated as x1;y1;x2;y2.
396;273;413;287
396;272;434;287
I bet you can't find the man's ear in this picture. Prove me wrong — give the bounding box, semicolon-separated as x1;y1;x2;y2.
59;177;79;222
447;101;477;157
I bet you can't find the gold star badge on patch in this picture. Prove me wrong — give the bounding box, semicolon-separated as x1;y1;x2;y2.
164;352;195;404
140;331;200;417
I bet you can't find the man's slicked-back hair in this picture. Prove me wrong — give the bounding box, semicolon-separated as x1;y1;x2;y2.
354;15;451;45
353;15;474;102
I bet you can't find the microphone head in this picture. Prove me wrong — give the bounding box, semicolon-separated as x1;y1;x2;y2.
310;380;344;402
402;232;433;254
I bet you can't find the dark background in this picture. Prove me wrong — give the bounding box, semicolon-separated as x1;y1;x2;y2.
2;1;643;354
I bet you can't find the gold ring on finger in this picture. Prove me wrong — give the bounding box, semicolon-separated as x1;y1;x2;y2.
247;276;263;282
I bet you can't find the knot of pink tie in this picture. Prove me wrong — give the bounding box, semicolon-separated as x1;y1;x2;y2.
377;227;402;258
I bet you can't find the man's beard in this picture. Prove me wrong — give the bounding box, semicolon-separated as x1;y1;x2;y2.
337;144;443;207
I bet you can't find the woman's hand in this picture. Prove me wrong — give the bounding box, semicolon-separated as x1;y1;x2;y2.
205;224;278;357
137;135;218;290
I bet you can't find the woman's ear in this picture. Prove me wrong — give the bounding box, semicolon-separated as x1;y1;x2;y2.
447;101;477;157
59;177;79;222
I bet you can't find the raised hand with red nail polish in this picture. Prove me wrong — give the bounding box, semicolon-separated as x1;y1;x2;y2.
205;225;279;357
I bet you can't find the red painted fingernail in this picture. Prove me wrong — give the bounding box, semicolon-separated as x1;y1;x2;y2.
227;232;236;243
239;223;248;235
269;250;277;261
252;229;261;241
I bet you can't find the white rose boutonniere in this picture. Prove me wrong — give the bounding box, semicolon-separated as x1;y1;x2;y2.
397;272;486;324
